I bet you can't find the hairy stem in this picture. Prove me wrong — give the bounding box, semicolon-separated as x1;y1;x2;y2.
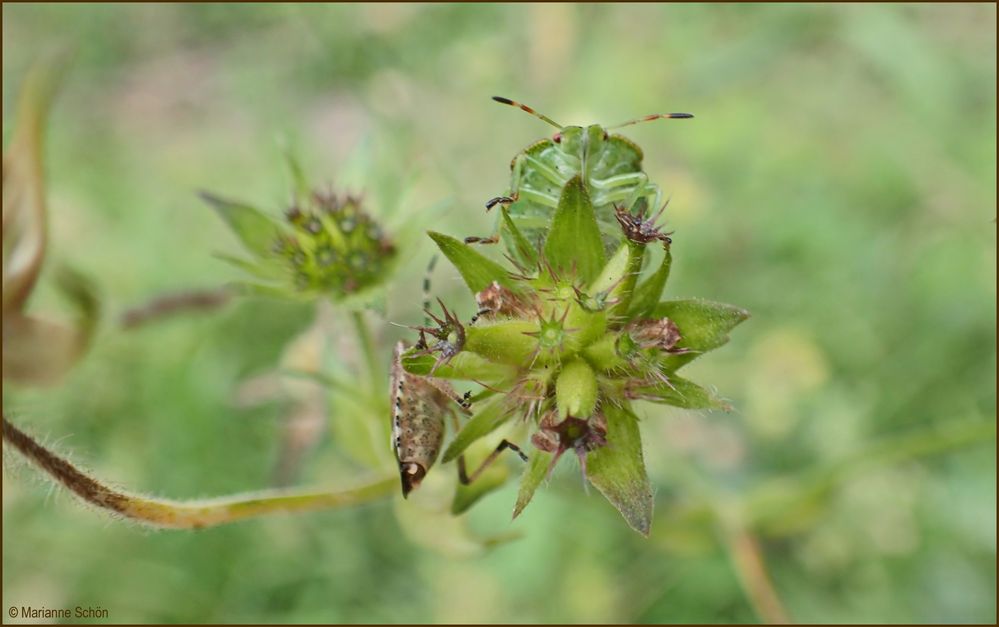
2;414;395;529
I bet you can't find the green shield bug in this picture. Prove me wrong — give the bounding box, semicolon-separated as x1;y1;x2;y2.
466;96;692;266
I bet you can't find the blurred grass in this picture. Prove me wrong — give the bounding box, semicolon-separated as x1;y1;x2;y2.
2;3;995;623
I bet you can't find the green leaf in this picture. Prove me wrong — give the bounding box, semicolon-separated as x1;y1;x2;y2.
442;396;513;463
651;299;749;352
427;231;515;294
513;449;552;519
653;299;750;370
586;404;654;536
544;175;605;282
630;246;672;317
632;374;730;410
201;191;280;257
501;207;539;268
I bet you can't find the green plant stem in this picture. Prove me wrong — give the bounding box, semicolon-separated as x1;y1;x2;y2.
658;449;791;623
720;519;791;624
350;309;382;391
2;414;395;529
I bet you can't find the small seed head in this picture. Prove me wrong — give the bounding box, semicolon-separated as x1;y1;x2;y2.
270;192;395;299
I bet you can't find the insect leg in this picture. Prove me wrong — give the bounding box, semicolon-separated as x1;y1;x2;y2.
593;181;660;212
523;155;569;188
469;307;492;325
508;153;527;204
589;171;648;191
472;157;532;244
468;195;511;243
649;185;663;216
443;406;527;485
456;439;530;485
483;154;527;212
592;173;657;214
592;187;638;206
517;187;559;208
428;379;473;415
464;235;499;245
493;154;562;210
619;180;662;215
485;197;515;210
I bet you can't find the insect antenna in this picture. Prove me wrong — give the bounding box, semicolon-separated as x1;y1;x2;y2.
406;255;440;350
421;255;438;327
492;96;562;130
606;112;694;130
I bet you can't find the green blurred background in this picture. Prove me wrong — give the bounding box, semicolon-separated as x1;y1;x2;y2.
3;3;995;623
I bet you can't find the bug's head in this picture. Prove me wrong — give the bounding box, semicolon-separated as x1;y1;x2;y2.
549;124;608;159
549;124;581;150
399;461;428;498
